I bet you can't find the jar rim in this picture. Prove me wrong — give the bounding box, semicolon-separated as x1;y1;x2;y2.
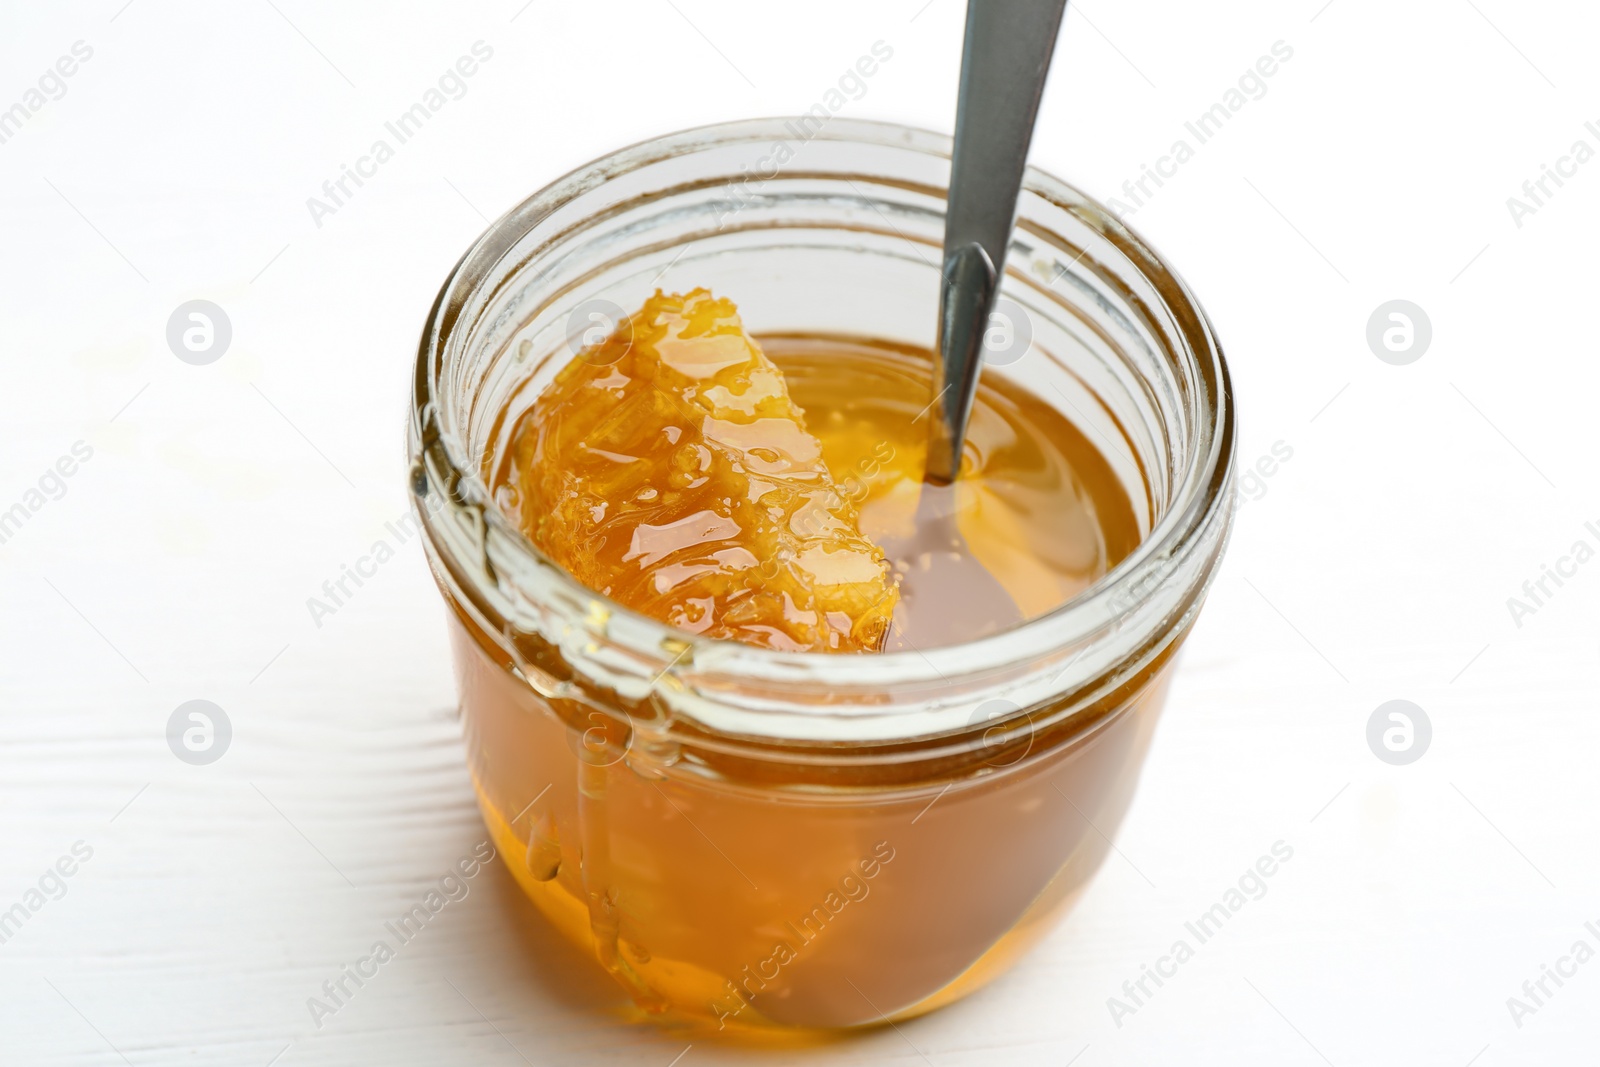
409;116;1234;702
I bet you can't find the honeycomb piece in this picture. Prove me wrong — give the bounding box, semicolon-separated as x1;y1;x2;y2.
504;289;898;652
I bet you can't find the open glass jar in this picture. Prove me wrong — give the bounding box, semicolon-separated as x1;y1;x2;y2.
408;118;1234;1032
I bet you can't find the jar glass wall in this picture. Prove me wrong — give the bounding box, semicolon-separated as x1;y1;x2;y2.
408;118;1235;1032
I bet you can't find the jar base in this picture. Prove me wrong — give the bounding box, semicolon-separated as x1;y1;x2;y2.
474;774;1089;1037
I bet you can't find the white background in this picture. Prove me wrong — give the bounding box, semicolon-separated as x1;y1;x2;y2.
1;1;1596;1064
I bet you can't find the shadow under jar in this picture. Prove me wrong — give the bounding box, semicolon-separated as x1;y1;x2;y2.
408;118;1235;1033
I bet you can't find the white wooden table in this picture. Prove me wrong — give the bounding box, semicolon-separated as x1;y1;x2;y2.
3;1;1596;1063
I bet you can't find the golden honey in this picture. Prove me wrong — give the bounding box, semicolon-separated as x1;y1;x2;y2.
446;293;1159;1031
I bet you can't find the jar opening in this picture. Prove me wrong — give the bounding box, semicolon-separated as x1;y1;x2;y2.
409;118;1234;742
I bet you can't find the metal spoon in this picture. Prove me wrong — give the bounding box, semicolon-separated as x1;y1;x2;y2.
882;0;1069;651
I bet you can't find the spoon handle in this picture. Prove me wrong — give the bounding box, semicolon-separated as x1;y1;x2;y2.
926;0;1069;485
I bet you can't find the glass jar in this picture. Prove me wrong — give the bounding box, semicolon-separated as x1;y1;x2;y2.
407;118;1234;1032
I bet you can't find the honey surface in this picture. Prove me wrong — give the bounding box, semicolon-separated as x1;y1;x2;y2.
774;334;1140;624
499;290;897;652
